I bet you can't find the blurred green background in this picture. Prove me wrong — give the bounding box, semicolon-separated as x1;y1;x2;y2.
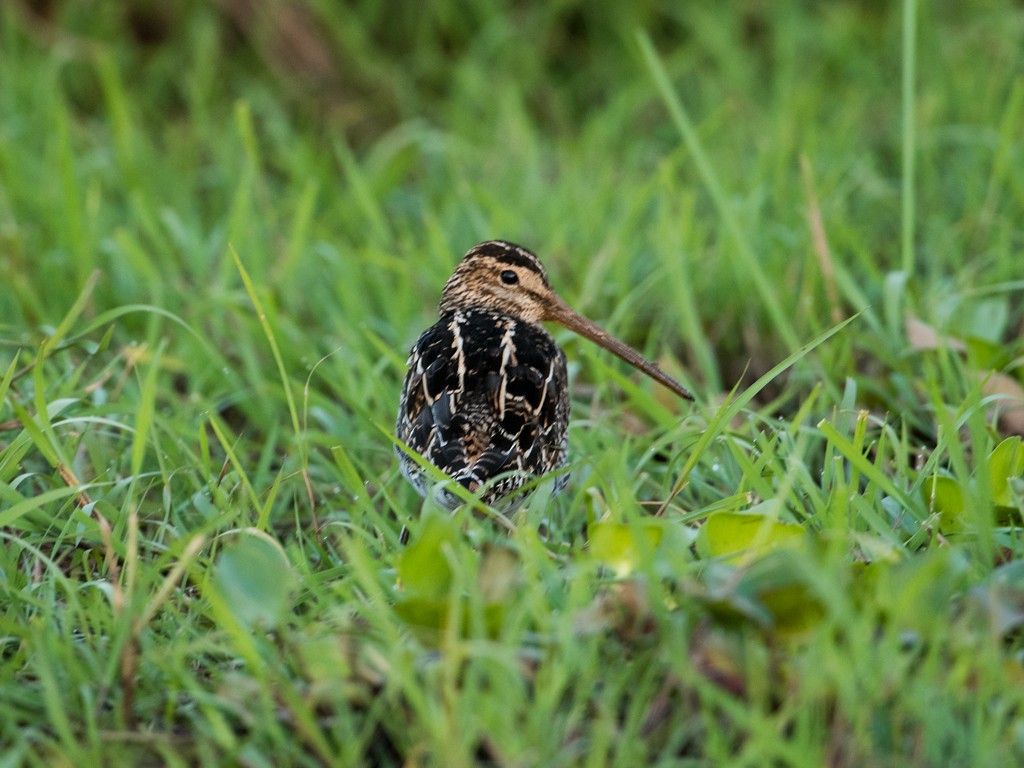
2;1;1024;765
6;0;1020;388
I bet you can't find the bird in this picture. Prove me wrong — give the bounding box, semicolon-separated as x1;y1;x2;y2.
395;240;694;510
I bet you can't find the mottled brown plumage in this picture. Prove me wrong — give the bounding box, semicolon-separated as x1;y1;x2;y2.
396;240;693;509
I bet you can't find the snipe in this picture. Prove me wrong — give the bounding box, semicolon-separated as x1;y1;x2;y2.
396;240;693;509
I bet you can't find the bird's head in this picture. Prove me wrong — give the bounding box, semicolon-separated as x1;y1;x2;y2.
439;240;556;323
438;240;694;401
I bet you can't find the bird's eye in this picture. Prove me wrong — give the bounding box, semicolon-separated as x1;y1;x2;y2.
500;270;519;285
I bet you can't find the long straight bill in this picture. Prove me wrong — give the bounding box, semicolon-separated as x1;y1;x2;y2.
545;296;694;401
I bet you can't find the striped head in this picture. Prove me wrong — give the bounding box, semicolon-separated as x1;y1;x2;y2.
437;240;694;401
439;241;556;323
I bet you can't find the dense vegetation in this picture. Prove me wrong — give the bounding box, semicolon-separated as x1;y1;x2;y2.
1;1;1023;765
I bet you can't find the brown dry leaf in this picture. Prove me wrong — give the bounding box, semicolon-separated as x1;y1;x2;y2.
477;543;522;603
574;580;656;641
905;317;1023;435
981;371;1024;436
905;316;967;353
688;622;747;698
619;409;653;437
219;0;335;82
801;154;843;324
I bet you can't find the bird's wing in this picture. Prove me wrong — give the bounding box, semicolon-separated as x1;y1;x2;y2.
397;310;568;493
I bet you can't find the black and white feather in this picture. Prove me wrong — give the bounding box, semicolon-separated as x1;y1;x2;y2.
395;240;693;510
397;306;569;508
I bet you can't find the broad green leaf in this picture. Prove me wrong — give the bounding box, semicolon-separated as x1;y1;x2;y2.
697;510;804;564
395;513;462;599
296;637;351;684
920;476;968;533
393;597;448;634
989;436;1024;509
965;337;1007;370
396;542;517;640
394;596;505;641
394;519;517;640
701;554;826;636
213;532;296;628
877;549;971;633
589;521;664;577
963;296;1010;346
758;583;825;636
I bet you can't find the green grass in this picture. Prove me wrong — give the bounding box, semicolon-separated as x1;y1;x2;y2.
2;1;1024;765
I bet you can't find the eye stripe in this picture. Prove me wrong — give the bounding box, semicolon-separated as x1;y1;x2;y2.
493;251;546;274
464;241;549;281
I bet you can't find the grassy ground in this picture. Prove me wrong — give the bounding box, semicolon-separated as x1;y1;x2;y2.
2;1;1024;765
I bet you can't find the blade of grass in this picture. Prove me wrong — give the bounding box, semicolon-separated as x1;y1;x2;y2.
133;534;207;633
659;313;861;512
39;269;101;359
207;412;264;526
0;486;88;528
230;244;305;464
636;30;800;352
0;352;18;406
901;0;918;276
130;340;164;478
817;418;922;527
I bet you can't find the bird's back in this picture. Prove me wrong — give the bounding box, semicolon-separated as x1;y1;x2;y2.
396;307;569;506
